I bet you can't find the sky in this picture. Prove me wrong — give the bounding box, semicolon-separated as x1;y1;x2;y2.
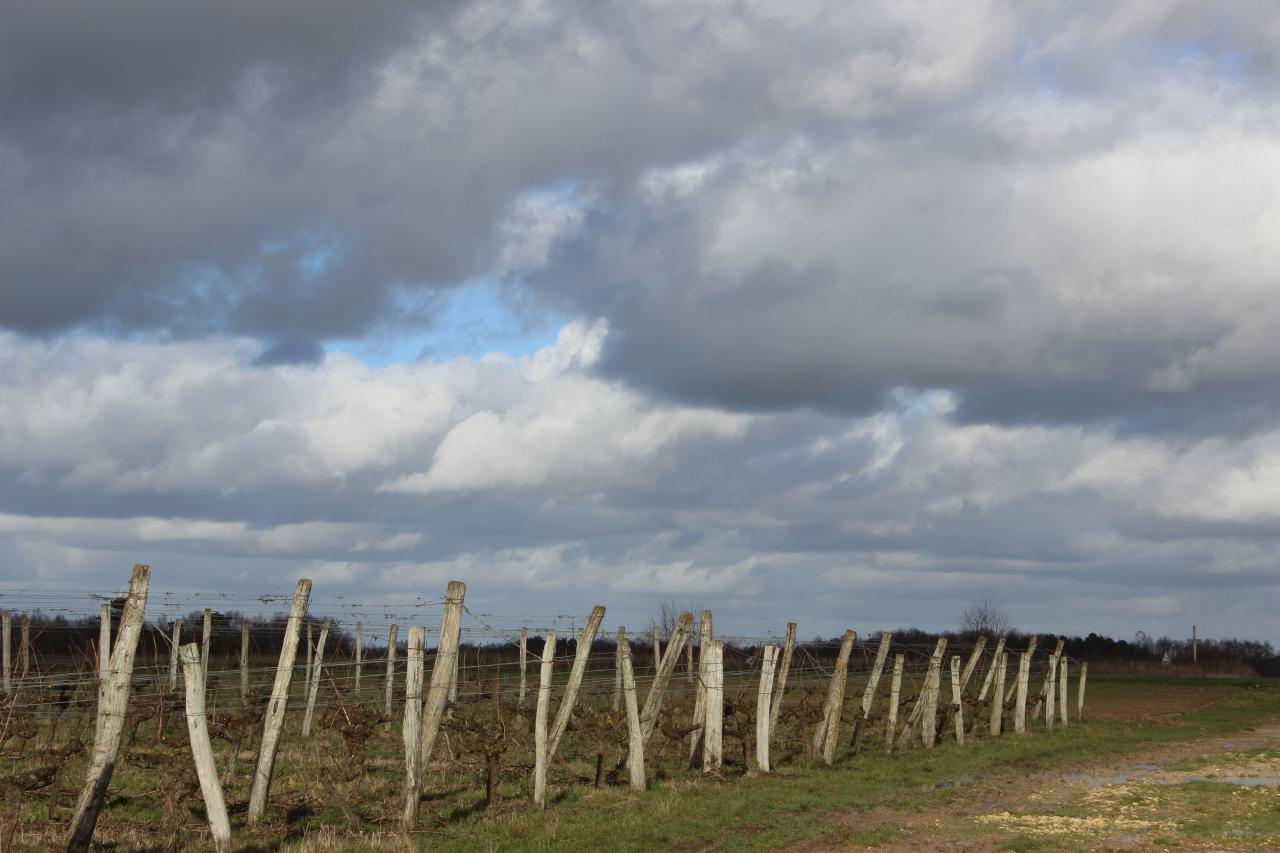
3;0;1280;643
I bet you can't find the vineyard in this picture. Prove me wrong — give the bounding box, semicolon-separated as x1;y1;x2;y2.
0;565;1087;851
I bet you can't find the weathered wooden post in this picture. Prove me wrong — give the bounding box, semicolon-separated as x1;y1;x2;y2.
949;655;964;745
548;605;607;761
639;611;693;747
959;635;987;691
20;616;30;678
686;632;694;682
756;645;778;772
689;609;713;764
1033;638;1064;721
1014;649;1031;735
1044;654;1058;730
813;629;856;756
617;634;645;791
400;626;425;831
885;653;904;753
768;622;798;735
988;651;1007;736
702;640;724;772
612;626;622;712
385;623;398;723
1;611;10;693
533;631;557;808
853;631;891;749
1077;662;1088;720
95;603;111;741
304;621;312;702
240;624;250;706
354;621;363;695
977;635;1006;701
167;618;182;692
410;580;465;818
66;564;150;852
821;630;856;765
521;626;530;708
897;638;947;749
1005;635;1036;705
200;607;212;692
302;620;330;737
1058;656;1068;726
179;643;232;853
921;650;942;748
652;626;662;671
247;578;311;824
448;644;459;705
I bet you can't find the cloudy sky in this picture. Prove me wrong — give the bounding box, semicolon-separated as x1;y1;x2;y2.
3;0;1280;643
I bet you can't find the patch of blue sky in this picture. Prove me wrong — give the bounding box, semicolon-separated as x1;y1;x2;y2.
328;279;567;368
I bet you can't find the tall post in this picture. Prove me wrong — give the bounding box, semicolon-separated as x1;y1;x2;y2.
959;635;987;691
988;652;1007;736
638;611;693;747
1014;650;1031;735
521;626;530;708
619;636;645;791
200;608;212;692
1077;662;1089;720
95;603;111;741
168;619;182;692
548;605;607;761
408;579;465;825
1045;654;1058;730
240;624;250;706
1;611;10;693
921;651;942;748
1034;638;1065;720
768;622;798;735
756;645;778;773
813;629;856;756
533;631;557;808
400;626;426;830
685;632;694;682
977;635;1006;701
20;616;30;678
702;640;724;772
885;653;904;753
689;609;713;764
949;655;965;745
354;621;363;695
302;620;330;737
305;621;313;703
898;638;947;748
853;631;891;749
1005;635;1037;704
66;564;151;852
611;627;621;712
247;578;311;824
1058;656;1068;726
385;624;399;722
179;644;232;853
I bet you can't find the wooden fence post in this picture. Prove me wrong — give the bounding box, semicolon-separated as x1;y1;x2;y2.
813;629;856;756
689;609;713;764
921;651;942;748
95;603;111;741
638;611;693;747
611;627;621;712
354;621;363;695
247;578;311;824
686;632;694;682
756;645;778;772
1005;635;1036;705
1078;662;1088;720
702;640;724;772
533;632;557;808
1058;656;1068;726
411;580;465;813
548;605;607;761
385;623;398;723
853;631;891;749
988;652;1007;736
885;653;904;753
768;622;798;736
521;626;530;708
897;638;947;749
66;564;150;852
1033;639;1064;721
1044;654;1058;730
179;643;232;853
448;645;459;705
950;655;965;745
821;630;855;765
302;620;330;737
619;636;645;791
1;611;10;693
977;635;1006;701
959;635;987;691
167;619;182;693
304;621;312;703
1014;650;1031;735
20;616;30;679
200;607;212;693
400;626;426;831
240;624;249;706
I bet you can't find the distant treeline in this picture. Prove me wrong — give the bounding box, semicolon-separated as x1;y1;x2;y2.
7;603;1276;677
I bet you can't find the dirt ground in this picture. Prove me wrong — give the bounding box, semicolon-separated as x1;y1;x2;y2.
798;710;1280;851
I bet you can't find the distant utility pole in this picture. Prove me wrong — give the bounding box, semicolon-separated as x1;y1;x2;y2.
1192;624;1197;665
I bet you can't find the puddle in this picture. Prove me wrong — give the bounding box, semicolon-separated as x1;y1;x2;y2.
1062;770;1280;788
